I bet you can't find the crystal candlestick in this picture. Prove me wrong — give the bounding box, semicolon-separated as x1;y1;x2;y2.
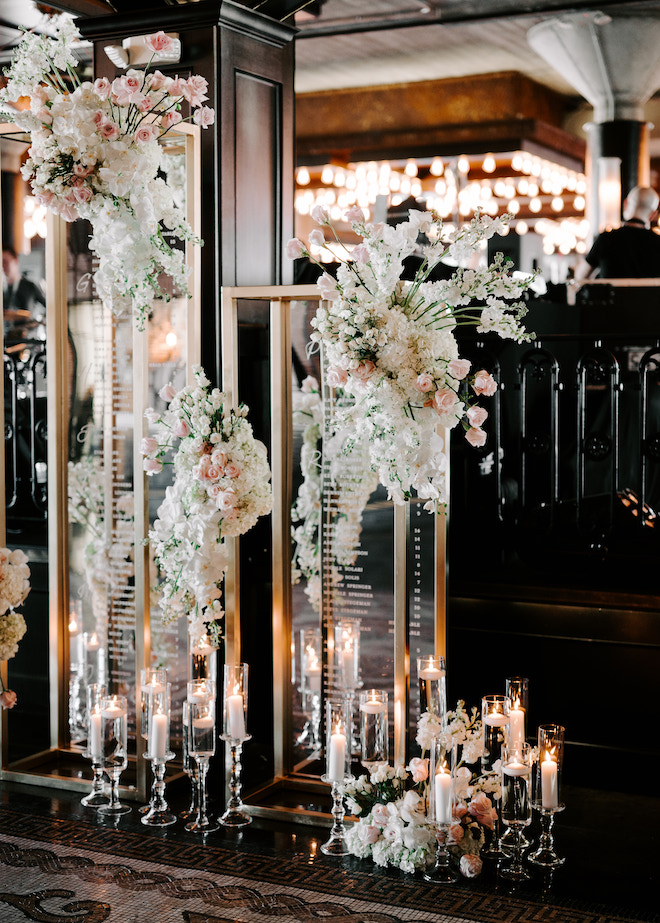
139;667;168;815
81;682;108;808
359;689;388;773
321;696;354;856
98;695;131;817
424;735;458;883
417;655;447;728
180;699;199;820
529;723;566;868
220;663;252;827
500;743;533;881
185;680;218;834
481;694;510;859
142;681;176;827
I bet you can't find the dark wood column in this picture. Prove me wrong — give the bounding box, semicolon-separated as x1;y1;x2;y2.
77;0;295;381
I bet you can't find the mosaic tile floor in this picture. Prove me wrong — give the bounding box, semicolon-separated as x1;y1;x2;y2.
0;783;657;923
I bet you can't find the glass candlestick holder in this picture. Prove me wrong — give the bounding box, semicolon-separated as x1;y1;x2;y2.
359;689;388;772
81;682;108;808
424;735;457;883
500;743;533;881
529;723;565;868
139;667;168;815
220;663;252;828
298;628;323;752
186;680;218;834
321;696;354;856
417;655;447;727
180;699;199;820
480;694;510;859
142;681;176;827
98;695;131;817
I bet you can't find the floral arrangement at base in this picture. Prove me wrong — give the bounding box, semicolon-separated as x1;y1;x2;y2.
343;701;500;878
0;547;31;709
287;207;535;511
141;366;272;644
1;17;214;329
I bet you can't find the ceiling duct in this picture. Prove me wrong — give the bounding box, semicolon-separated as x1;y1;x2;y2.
528;11;660;122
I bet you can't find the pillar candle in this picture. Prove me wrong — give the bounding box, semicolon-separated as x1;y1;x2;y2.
227;692;246;739
508;704;525;748
327;726;346;782
342;647;354;687
541;756;559;809
150;711;168;759
90;711;103;761
434;770;452;824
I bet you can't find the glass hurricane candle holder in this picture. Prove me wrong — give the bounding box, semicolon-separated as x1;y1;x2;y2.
529;724;565;868
142;681;176;827
359;689;388;772
417;655;447;727
139;667;168;816
501;677;530;852
186;680;218;834
424;735;458;883
220;663;252;828
189;633;218;684
297;628;323;752
321;696;354;856
481;694;510;858
81;682;108;808
98;695;131;817
500;743;533;881
180;699;199;821
333;619;361;692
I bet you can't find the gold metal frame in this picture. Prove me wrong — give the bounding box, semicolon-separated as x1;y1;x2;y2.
220;284;448;817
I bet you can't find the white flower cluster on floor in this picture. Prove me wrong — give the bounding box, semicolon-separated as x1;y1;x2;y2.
344;701;500;878
291;375;377;611
0;548;30;673
287;207;534;510
1;18;214;329
141;367;272;642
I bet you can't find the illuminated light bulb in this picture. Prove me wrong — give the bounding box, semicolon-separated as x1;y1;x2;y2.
389;173;401;191
512;152;524;171
390;194;403;207
576;179;587;194
576;240;587;254
24;219;35;238
541;165;551;179
508;199;520;214
529;197;542;213
552;182;563;196
457;155;470;174
346;191;357;204
528;182;539;197
444;223;456;236
517;178;529;195
482;153;496;173
578;219;590;237
543;241;555;254
404;158;418;177
566;175;577;191
330;205;342;221
485;199;499;215
459;200;472;216
541;179;553;193
499;224;510;236
24;197;35;216
411;180;422;197
324;190;336;204
481;183;493;199
36;221;47;239
345;174;357;190
296;198;309;215
515;220;528;235
337;193;349;207
504;183;516;199
434;179;446;195
574;195;586;211
559;242;572;255
400;177;411;195
521;157;533;174
296;166;310;186
366;168;378;183
430;157;444;176
531;159;542;176
355;165;366;181
494;180;506;197
165;331;177;348
321;165;334;184
333;169;345;187
551;196;564;212
357;193;370;208
379;162;391;177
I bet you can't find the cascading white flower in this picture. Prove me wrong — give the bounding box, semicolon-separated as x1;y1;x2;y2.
1;17;215;329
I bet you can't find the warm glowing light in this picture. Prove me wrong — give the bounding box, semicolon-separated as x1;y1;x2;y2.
515;220;528;235
508;199;520;214
321;165;334;184
457;155;470;174
430;157;444;176
574;195;586;211
165;331;177;348
529;197;542;213
404;158;418;177
482;154;496;173
551;196;564;212
296;166;310;185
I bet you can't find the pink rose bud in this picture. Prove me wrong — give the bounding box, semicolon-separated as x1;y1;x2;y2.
193;106;215;128
344;206;365;223
160;111;182;130
448;358;471;380
216;489;237;513
465;426;487;447
140;436;158;455
99;121;119;140
326;367;348;388
145;31;175;53
308;228;325;248
317;272;338;300
172;419;190;438
311;204;329;225
414;373;434;393
143;457;163;475
159;382;177;402
168;76;187;97
466;405;488;427
472;369;497;397
286;238;306;260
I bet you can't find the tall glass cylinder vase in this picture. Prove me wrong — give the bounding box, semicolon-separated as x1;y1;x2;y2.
359;689;388;772
299;628;322;752
321;696;353;856
185;680;218;834
142;681;176;827
81;682;108;808
424;735;457;883
98;695;130;817
481;693;509;858
189;633;218;684
529;723;565;867
139;667;168;815
417;655;447;727
500;743;533;881
333;619;360;692
220;663;251;828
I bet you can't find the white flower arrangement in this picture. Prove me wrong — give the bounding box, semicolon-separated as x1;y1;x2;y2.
343;701;500;878
287;206;534;510
1;18;214;329
141;366;272;643
0;547;30;707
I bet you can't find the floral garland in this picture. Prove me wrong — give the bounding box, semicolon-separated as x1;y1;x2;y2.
291;375;377;611
1;17;214;329
141;366;272;643
344;701;500;878
0;547;31;709
287;207;534;510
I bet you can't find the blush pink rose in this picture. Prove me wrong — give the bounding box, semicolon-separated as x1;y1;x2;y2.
216;489;237;513
161;111;183;130
204;463;223;481
466;405;488;427
414;373;434;393
453;803;468;820
93;110;105;128
448;358;471;380
159;383;177;402
93;77;111;99
472;369;497;397
406;757;428;783
140;436;158;455
211;449;228;467
286;238;305;260
465;426;487;447
224;463;241;479
308;229;325;248
183;75;209;107
135;123;159;144
133;92;152;113
311;204;329;225
351;244;370;265
433;388;457;414
193;106;215;128
467;792;495;830
99;121;119;140
72;185;92;204
125;74;142;93
354;360;376;381
317;272;338;300
344;206;365;223
168;76;187;97
172;419;190;438
206;482;222;500
143;457;163;475
362;824;381;845
145;31;176;53
459;854;483;878
371;803;390;826
0;689;17;709
447;823;465;845
326;367;348;388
